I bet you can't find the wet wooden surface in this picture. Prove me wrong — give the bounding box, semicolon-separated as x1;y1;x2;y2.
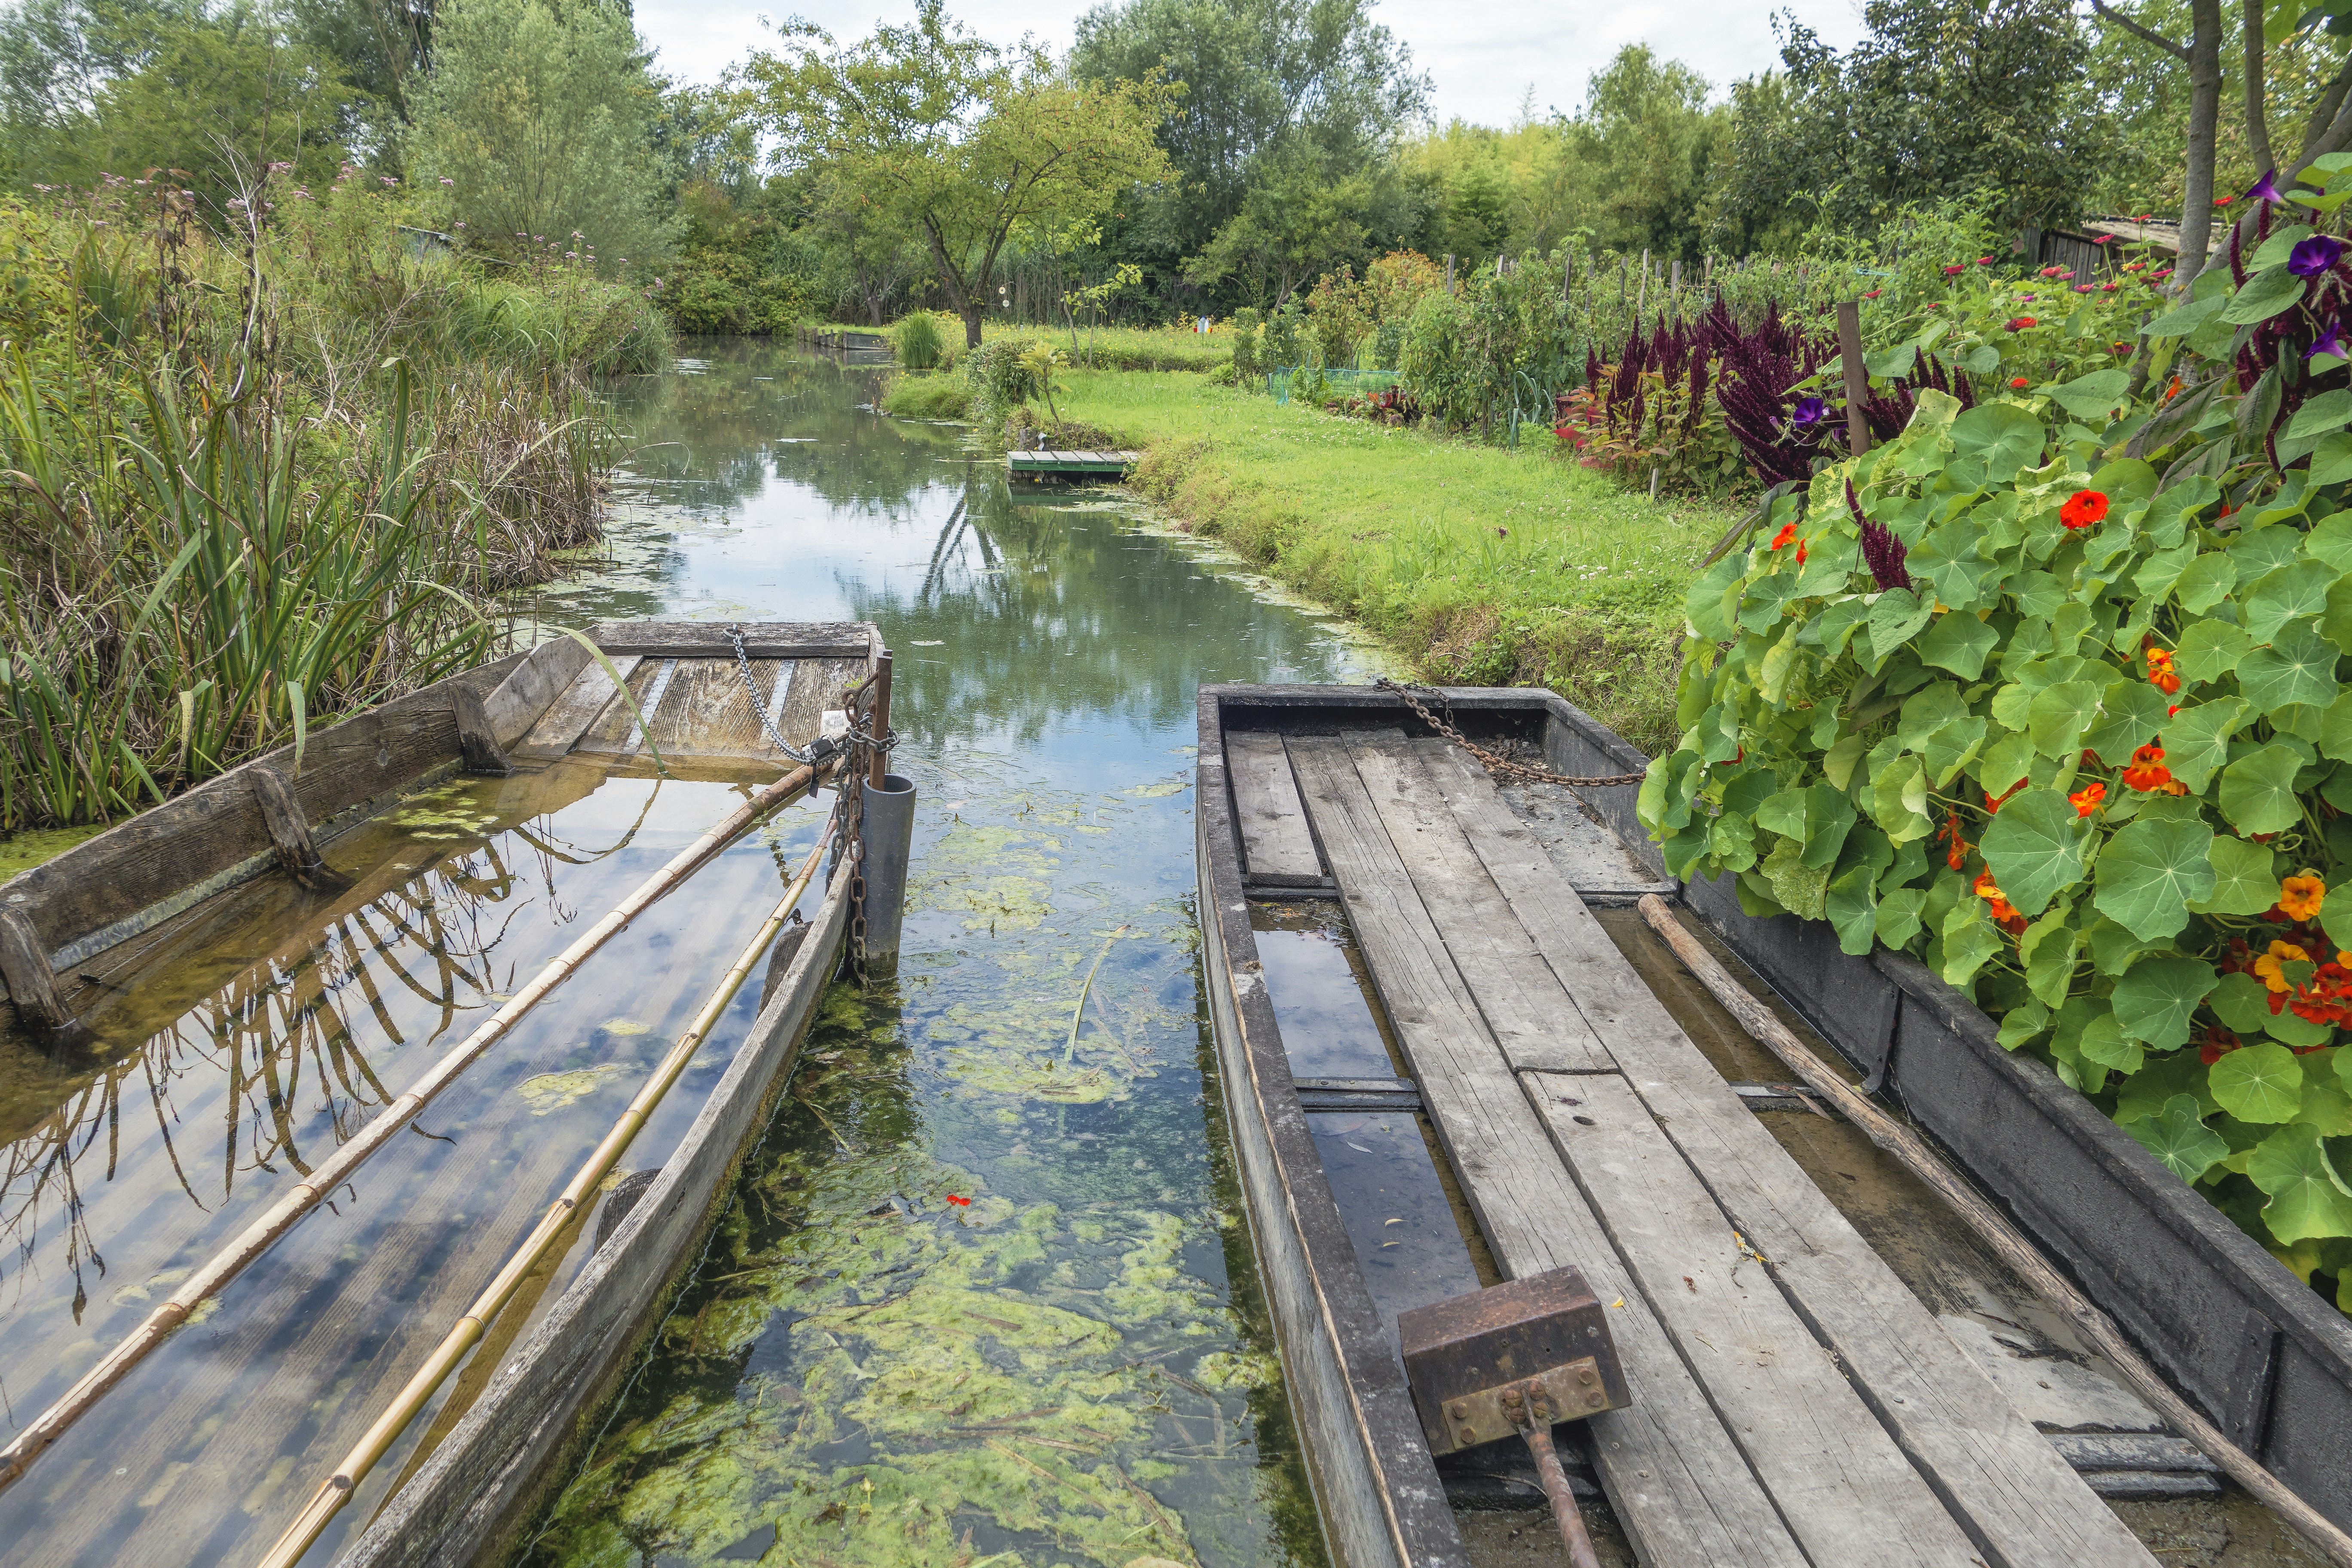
1283;734;2159;1568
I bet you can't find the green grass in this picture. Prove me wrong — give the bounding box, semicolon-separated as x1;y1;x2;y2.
821;318;1230;374
880;372;974;420
1057;370;1745;753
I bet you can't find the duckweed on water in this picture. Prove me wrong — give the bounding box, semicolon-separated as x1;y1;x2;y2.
387;780;502;841
517;1064;630;1116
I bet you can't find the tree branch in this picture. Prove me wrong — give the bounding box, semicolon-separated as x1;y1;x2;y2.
2089;0;2190;59
2245;0;2273;176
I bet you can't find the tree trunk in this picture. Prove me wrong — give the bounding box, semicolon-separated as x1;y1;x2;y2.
963;309;984;349
2180;0;2225;288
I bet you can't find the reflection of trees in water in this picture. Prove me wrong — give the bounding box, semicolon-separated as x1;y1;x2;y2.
611;343;966;517
853;483;1354;749
0;789;662;1339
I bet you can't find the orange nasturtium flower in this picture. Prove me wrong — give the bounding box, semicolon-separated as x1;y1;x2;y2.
1984;781;2025;813
2144;646;2181;695
1795;539;1807;566
1769;523;1799;551
2121;743;2181;793
2068;781;2107;817
2059;490;2110;530
1940;811;1969;871
1973;871;2028;933
2280;875;2328;923
2254;940;2312;995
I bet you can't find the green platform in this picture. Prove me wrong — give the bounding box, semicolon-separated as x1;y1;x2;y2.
1006;449;1139;480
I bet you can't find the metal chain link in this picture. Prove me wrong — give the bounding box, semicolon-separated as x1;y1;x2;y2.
726;625;815;763
1375;677;1645;788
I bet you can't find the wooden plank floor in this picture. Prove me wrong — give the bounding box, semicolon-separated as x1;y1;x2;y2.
1281;735;2158;1568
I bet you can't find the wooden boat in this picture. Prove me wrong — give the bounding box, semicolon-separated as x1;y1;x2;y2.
1194;683;2266;1568
0;622;891;1567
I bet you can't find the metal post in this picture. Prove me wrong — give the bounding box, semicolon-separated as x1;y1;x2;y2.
868;651;893;791
1837;300;1871;456
858;772;916;977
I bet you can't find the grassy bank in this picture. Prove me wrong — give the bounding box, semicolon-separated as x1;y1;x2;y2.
1053;371;1738;753
837;318;1229;374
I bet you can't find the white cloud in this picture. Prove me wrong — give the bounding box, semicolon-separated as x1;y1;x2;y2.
635;0;1874;126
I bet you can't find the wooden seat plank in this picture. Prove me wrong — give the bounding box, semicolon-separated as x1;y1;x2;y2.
1330;740;1985;1567
1225;733;1323;882
1412;741;2159;1568
570;658;671;756
508;655;642;762
774;658;865;753
1285;738;1810;1568
642;658;787;759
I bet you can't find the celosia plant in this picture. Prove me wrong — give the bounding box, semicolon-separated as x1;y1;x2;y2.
1642;158;2352;1312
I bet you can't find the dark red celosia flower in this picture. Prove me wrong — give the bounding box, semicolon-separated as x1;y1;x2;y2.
1850;479;1912;592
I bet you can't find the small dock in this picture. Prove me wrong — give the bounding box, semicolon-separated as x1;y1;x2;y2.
1006;449;1138;481
1205;711;2162;1567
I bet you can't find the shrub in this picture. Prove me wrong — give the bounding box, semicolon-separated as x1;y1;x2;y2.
1230;309;1262;384
964;337;1044;421
1640;173;2352;1310
895;310;946;369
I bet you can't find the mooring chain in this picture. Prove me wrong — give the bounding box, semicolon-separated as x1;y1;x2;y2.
1375;677;1645;788
726;624;816;764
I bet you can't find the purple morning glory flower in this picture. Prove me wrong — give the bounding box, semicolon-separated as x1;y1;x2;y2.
1785;395;1827;429
2309;315;2349;362
2247;168;2284;206
2289;235;2346;279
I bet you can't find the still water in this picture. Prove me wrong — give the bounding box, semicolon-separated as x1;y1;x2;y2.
504;341;1378;1567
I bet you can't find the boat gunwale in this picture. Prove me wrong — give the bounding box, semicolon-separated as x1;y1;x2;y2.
1201;679;2352;1544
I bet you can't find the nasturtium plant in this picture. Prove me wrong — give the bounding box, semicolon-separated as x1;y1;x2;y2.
1641;160;2352;1315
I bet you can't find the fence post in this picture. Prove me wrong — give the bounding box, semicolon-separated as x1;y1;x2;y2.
1837;300;1871;456
1444;254;1455;294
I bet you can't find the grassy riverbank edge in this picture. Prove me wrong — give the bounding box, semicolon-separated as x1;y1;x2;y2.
1047;370;1741;754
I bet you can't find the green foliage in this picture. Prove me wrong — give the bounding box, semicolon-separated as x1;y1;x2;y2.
893;309;946;369
407;0;673;271
1640;165;2352;1307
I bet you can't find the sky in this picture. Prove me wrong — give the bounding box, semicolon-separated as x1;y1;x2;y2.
631;0;1873;126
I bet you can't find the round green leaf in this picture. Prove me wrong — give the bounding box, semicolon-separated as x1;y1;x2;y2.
2208;971;2277;1033
2238;622;2341;715
2123;1094;2230;1183
2049;368;2129;421
2173;620;2251;683
2245;561;2339;643
2162;697;2251;792
2248;1123;2352;1241
1949;403;2046;484
2109;955;2217;1049
2219;744;2307;835
2193;835;2282;916
1919;613;2000;678
1979;790;2090;918
2027;680;2103;758
2083;678;2170;765
1867;589;1935;657
2092;815;2217;940
2211;1041;2305;1124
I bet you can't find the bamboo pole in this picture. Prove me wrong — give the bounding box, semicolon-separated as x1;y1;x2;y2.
1632;896;2352;1568
0;757;828;1493
258;823;840;1568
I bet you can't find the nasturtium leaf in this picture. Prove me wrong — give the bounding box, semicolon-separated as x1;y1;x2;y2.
1869;754;1932;841
2211;1042;2306;1124
1758;836;1829;921
1976;729;2035;798
1719;768;1781;817
1997;996;2052;1050
2195;836;2283;916
1896;682;1972;750
2049;368;2130;421
2307;513;2352;573
2079;1012;2144;1073
2026;923;2080;1008
2248;1123;2352;1242
1874;887;1927;947
1816;595;1873;658
1941;900;2006;986
2110;955;2218;1049
1824;867;1880;956
2162;697;2251;791
1949;403;2047;484
2238;622;2342;715
2209;971;2278;1033
2220;744;2310;835
2132;541;2201;601
2324;876;2352;956
2008;570;2067;620
1867;589;1935;656
2027;680;2104;758
2082;677;2171;764
1755;784;1858;871
1739;571;1805;634
2311;432;2352;488
2266;1007;2335;1049
2245;561;2340;643
1980;791;2091;917
2173;553;2238;614
2299;1074;2352;1136
1919;613;1999;678
2222;264;2309;324
2093;815;2218;940
1685;554;1748;640
2125;1095;2231;1184
2172;620;2252;683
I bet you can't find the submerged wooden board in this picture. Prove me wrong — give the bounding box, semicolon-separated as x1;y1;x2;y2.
1283;738;1810;1568
572;659;673;756
512;657;644;762
1226;733;1323;883
775;658;867;753
344;858;857;1568
643;658;787;759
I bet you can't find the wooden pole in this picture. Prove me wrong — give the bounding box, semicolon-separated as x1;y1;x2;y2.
0;757;830;1494
1836;300;1870;456
868;651;894;791
1632;896;2352;1568
257;825;841;1568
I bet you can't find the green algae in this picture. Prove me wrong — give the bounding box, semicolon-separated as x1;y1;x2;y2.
386;780;501;842
517;1064;629;1115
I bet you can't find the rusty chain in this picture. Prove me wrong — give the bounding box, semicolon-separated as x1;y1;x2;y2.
1375;677;1645;788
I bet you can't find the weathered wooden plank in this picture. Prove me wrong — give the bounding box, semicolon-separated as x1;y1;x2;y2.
1283;738;1809;1568
512;656;643;762
450;683;512;775
1342;740;1612;1074
1418;741;2158;1568
1225;733;1322;882
643;658;785;759
585;620;870;660
1516;1074;1992;1568
483;637;589;749
0;906;66;1029
572;659;671;756
775;658;865;752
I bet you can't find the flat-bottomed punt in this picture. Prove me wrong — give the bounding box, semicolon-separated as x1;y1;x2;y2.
0;622;895;1568
1196;682;2169;1568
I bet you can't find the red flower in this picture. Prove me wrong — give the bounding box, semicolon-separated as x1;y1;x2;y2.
2200;1025;2242;1066
1943;263;1965;275
1985;781;2025;813
2068;781;2106;817
2144;646;2180;695
2122;743;2180;793
1940;811;1969;872
2059;491;2109;530
945;1194;972;1207
2216;194;2235;205
1769;523;1799;551
1978;256;1995;265
1863;289;1883;299
1795;539;1807;565
2006;316;2038;331
2010;377;2030;389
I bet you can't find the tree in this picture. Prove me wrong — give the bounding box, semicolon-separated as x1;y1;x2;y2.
2089;0;2225;284
742;1;1175;347
1559;45;1722;260
405;0;670;268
